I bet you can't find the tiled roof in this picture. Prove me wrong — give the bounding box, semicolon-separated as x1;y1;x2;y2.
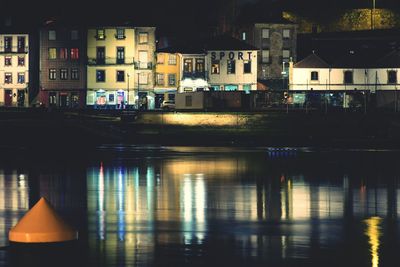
294;53;330;68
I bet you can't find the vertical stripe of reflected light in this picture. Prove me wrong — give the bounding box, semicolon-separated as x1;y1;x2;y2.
118;168;125;241
98;163;105;240
364;216;382;267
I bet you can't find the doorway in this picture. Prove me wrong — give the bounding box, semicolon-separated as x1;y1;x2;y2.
4;90;12;106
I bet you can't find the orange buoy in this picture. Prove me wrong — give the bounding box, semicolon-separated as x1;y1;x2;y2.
9;197;78;243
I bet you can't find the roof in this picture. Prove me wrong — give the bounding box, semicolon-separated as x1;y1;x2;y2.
376;50;400;68
331;50;385;68
157;43;206;54
294;53;330;68
204;35;258;51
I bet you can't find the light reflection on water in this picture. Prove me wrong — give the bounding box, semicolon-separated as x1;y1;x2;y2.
0;148;399;266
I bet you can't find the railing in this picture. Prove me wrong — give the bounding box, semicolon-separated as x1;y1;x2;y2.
0;46;29;53
182;71;207;79
87;57;135;65
134;62;153;69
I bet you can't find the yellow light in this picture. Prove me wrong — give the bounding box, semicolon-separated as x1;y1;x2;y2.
364;216;382;267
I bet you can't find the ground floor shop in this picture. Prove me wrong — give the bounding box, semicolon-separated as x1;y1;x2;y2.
0;88;28;107
87;89;156;110
39;90;85;108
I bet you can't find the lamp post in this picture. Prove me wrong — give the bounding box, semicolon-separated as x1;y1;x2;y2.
371;0;376;30
127;73;130;109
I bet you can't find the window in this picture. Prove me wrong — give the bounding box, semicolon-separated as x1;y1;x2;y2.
5;56;12;66
244;60;251;73
96;29;105;40
5;73;12;83
116;28;125;39
227;60;236;74
211;60;220;74
138;51;148;68
139;73;148;84
195;59;205;72
116;70;125;82
17;36;25;52
96;70;105;82
60;69;68;80
168;74;176;86
48;48;57;59
96;47;105;64
261;50;270;63
183;59;193;73
282;50;290;62
311;71;319;81
59;48;68;59
18;56;25;66
185;95;192;107
139;32;148;44
283;29;291;38
344;70;353;84
71;68;79;80
168;54;177;65
49;69;56;80
262;28;269;38
156;73;164;85
48;30;56;40
109;94;115;102
70;48;79;60
4;37;12;52
157;54;165;64
242;31;246;41
17;73;25;84
71;30;79;40
116;47;125;64
388;70;397;84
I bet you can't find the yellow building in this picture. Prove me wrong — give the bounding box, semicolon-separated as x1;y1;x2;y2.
86;27;135;109
154;52;180;108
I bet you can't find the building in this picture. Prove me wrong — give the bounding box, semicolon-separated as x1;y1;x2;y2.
154;51;180;108
239;22;297;90
0;32;29;107
39;21;86;108
134;27;156;110
206;35;258;91
86;26;135;109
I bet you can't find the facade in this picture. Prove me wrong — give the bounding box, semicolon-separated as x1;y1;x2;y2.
39;23;86;108
0;33;29;107
154;52;180;108
239;22;297;90
179;53;208;93
134;27;156;110
86;27;135;109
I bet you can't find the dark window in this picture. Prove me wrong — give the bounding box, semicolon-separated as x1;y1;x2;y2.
17;36;25;52
311;71;319;81
244;60;251;73
71;48;79;60
96;70;105;82
60;69;68;80
96;47;105;64
211;60;220;74
71;69;79;80
168;74;176;86
344;70;353;84
388;70;397;84
71;30;79;40
4;73;12;83
116;70;125;82
227;60;236;74
185;95;192;107
4;56;11;66
18;56;25;66
17;73;25;83
49;69;56;80
4;37;12;52
117;47;125;64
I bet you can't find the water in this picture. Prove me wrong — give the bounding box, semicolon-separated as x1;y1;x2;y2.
0;146;400;267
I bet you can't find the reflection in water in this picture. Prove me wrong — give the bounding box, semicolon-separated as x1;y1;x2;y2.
365;216;382;267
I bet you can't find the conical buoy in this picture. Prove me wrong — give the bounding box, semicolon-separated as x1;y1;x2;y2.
9;197;78;243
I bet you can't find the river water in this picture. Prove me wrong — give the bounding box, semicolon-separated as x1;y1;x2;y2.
0;146;399;267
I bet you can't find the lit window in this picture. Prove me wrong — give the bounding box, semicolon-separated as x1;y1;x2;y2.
244;60;251;74
168;54;177;65
183;59;193;73
139;73;148;84
283;29;290;38
71;69;79;80
116;70;125;82
261;50;270;63
139;32;148;44
311;71;319;81
157;54;165;64
48;48;57;59
156;73;164;85
262;28;269;38
211;60;220;74
4;56;12;66
18;56;25;66
344;70;353;84
242;32;246;41
388;70;397;84
5;73;12;83
195;59;205;72
60;69;68;80
4;37;12;52
96;70;105;82
70;48;79;60
71;30;79;40
282;50;290;61
168;74;176;86
17;73;25;84
96;29;105;40
17;36;26;52
59;48;68;59
49;69;56;80
116;28;125;39
227;60;236;74
48;30;56;40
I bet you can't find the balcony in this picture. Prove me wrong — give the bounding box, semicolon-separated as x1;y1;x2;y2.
134;61;153;70
87;57;134;65
0;46;29;54
182;71;207;80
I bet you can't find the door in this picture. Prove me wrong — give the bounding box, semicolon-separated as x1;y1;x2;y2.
117;47;125;64
59;93;69;108
4;90;12;106
17;90;25;107
96;47;105;64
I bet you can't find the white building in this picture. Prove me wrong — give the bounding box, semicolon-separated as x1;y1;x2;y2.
0;33;29;107
179;52;209;93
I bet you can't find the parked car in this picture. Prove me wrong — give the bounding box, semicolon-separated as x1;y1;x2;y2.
161;100;175;110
